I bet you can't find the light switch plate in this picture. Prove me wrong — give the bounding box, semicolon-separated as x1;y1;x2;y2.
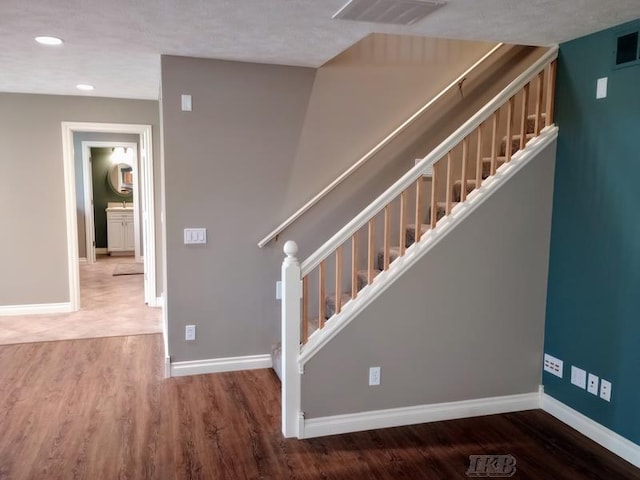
184;228;206;244
181;94;192;111
544;353;563;378
596;77;607;99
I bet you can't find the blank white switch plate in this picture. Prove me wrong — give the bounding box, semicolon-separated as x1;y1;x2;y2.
587;373;599;395
596;77;607;99
571;366;587;389
184;228;206;244
181;94;192;111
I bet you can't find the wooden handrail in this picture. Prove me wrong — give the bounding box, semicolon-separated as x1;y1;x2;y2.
257;43;506;248
300;46;558;277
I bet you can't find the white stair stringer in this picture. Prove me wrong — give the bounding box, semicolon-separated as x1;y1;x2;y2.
298;125;558;368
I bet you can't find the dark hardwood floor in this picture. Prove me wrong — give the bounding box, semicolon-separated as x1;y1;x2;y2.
0;334;638;479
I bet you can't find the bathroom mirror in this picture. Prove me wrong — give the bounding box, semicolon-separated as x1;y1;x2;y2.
107;163;134;196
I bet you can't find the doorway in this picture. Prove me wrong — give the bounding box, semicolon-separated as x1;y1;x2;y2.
61;122;157;309
81;141;141;264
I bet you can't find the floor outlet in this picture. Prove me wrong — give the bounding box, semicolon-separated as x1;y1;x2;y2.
369;366;380;386
587;373;599;395
185;325;196;341
600;379;612;402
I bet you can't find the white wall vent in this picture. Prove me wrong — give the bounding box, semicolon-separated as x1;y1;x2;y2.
333;0;445;26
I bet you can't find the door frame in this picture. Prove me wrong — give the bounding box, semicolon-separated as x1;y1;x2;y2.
61;122;157;309
81;141;140;264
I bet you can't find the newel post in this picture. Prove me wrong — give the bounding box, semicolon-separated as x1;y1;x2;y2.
281;240;302;438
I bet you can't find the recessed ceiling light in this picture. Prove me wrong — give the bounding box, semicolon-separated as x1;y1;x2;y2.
76;84;95;91
35;36;63;46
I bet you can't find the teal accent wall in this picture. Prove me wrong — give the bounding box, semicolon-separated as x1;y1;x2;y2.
545;20;640;445
91;148;133;248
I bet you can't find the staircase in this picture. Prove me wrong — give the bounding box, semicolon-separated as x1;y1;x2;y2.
276;46;558;438
272;113;547;380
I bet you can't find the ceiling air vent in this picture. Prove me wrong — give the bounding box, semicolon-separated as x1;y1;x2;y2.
333;0;445;26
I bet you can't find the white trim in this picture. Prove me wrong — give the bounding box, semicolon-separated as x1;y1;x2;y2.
299;127;558;365
303;392;540;439
61;122;156;311
79;257;88;264
170;354;272;377
0;303;72;316
164;356;171;378
541;394;640;468
257;42;506;248
95;248;108;254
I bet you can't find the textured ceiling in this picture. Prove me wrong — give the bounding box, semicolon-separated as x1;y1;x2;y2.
1;0;639;100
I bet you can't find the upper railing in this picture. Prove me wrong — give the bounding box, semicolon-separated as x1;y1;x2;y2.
257;42;505;248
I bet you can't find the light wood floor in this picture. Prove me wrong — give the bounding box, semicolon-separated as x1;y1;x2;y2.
0;255;161;345
0;334;638;479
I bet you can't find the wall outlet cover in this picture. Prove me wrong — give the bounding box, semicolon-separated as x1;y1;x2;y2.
587;373;599;395
600;379;612;402
368;366;380;386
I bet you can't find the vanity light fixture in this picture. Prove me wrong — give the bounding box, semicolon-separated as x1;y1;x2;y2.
76;84;95;91
35;36;63;46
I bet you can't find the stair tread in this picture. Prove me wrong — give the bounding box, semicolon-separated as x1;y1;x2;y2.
453;179;478;185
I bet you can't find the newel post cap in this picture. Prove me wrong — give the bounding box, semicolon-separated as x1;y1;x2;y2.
283;240;298;258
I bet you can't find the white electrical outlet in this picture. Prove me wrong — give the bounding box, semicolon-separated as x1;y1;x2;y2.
587;373;599;395
369;366;380;386
571;366;587;389
600;379;612;402
544;353;564;378
185;324;196;341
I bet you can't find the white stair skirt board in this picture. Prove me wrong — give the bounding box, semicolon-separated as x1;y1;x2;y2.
170;354;272;377
302;392;540;439
541;393;640;468
0;302;73;316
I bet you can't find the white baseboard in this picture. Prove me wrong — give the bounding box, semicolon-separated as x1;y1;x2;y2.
0;302;73;316
79;257;88;264
96;248;108;254
170;353;272;377
541;393;640;468
302;392;540;439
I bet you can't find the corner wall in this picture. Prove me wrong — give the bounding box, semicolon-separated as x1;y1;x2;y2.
544;20;640;446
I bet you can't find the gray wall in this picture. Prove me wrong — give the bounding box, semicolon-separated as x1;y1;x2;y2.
0;93;161;306
301;140;557;418
74;133;139;257
161;56;317;362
